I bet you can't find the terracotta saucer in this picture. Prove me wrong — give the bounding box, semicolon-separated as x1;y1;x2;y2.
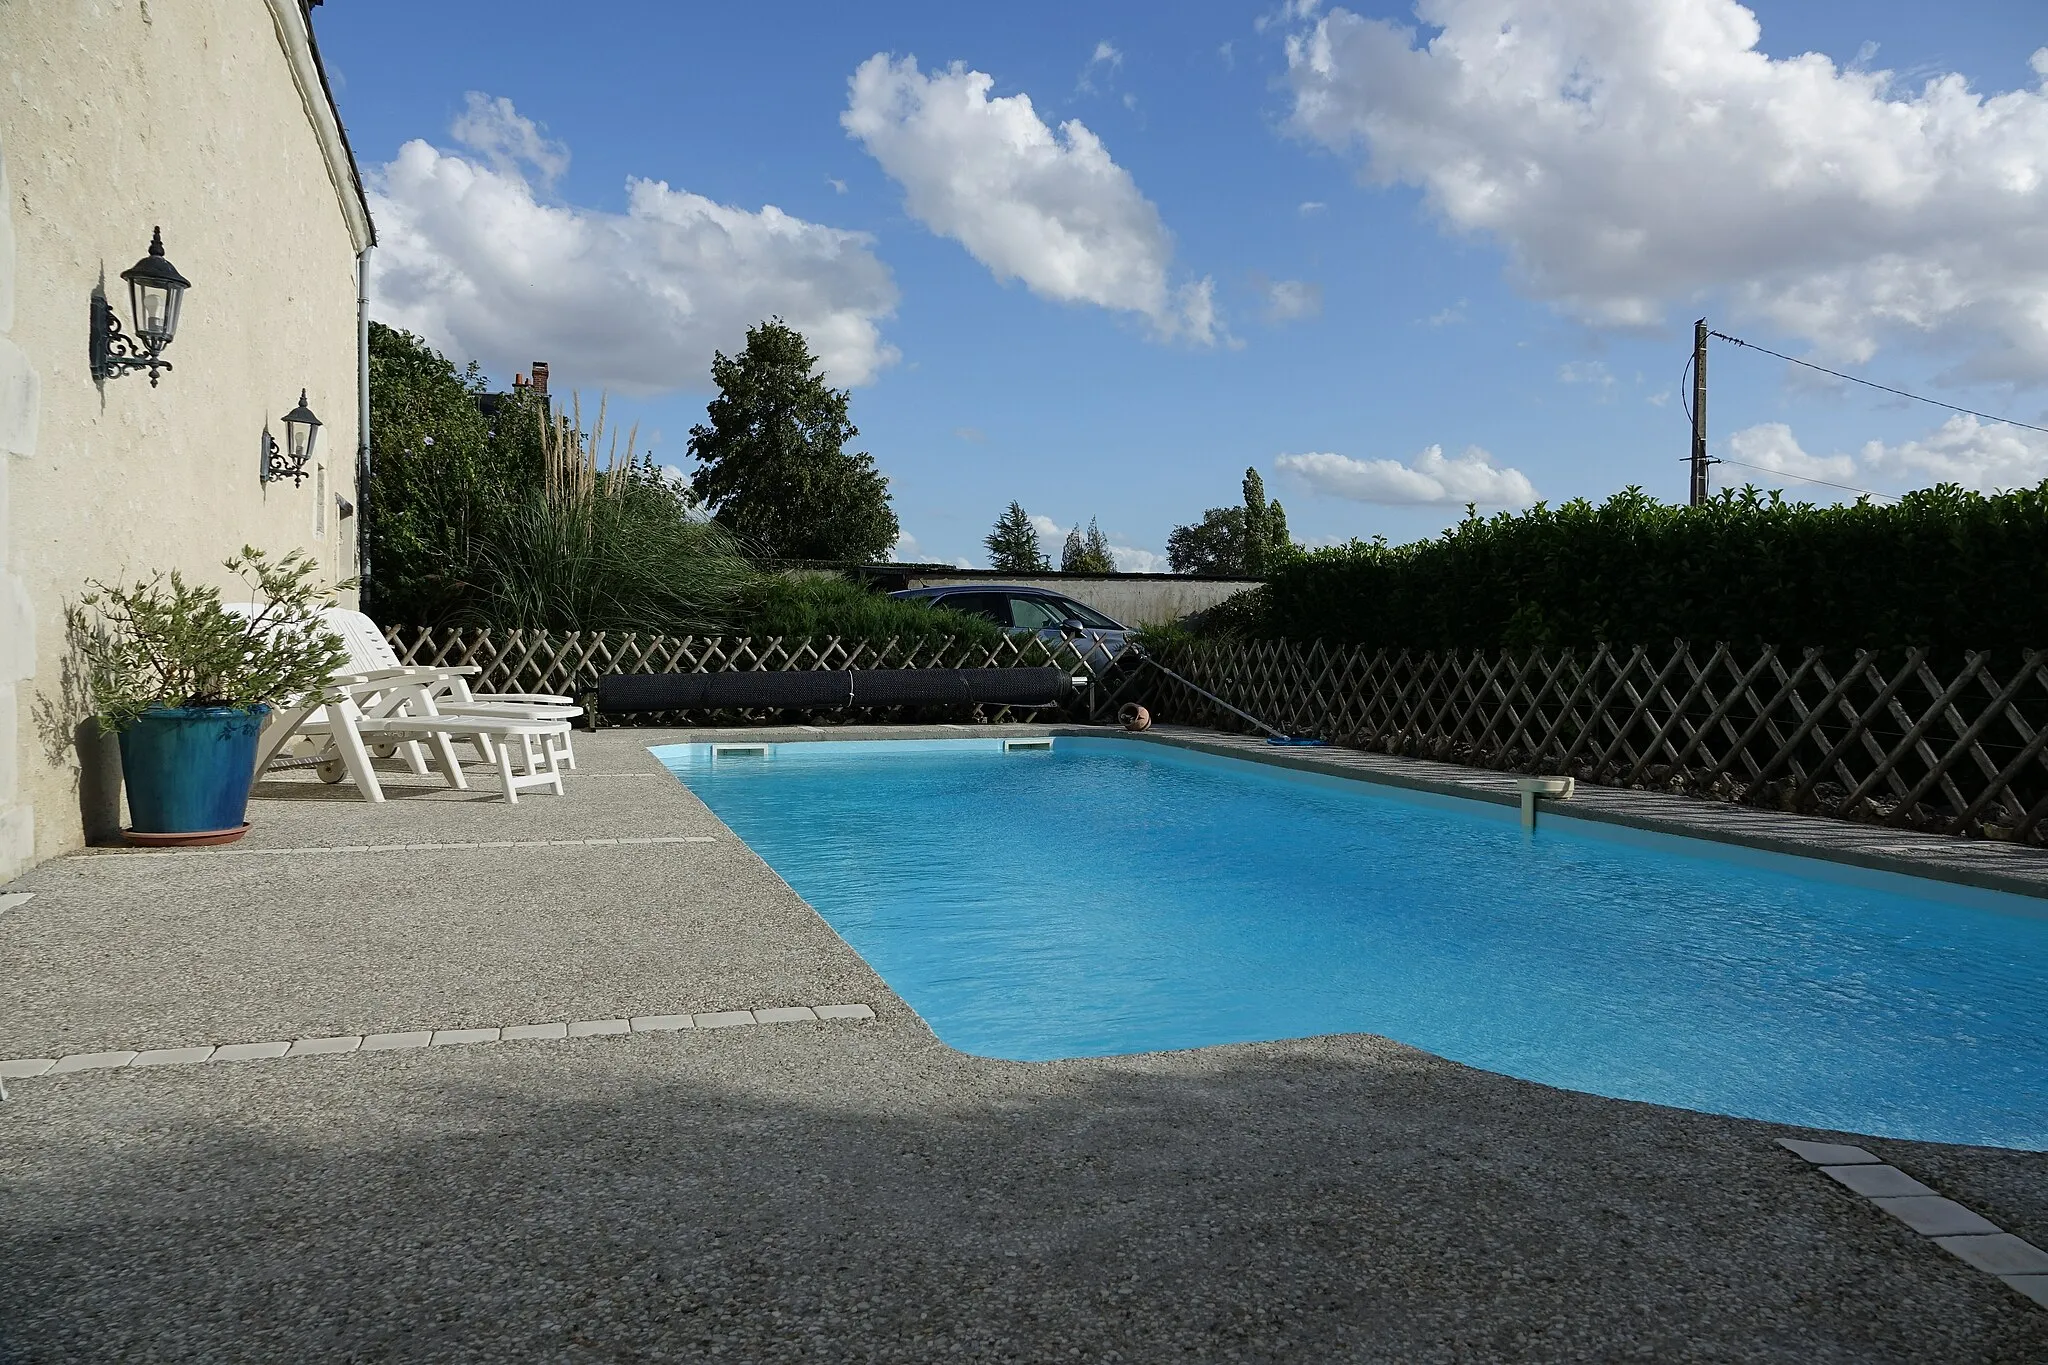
122;824;251;848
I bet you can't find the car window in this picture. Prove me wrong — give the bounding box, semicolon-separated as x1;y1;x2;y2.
1051;597;1121;629
931;592;1011;626
1006;595;1069;629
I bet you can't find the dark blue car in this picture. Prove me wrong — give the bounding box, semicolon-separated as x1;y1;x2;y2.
889;585;1133;661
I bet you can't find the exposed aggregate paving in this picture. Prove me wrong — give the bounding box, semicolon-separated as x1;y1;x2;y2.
2;725;2043;1361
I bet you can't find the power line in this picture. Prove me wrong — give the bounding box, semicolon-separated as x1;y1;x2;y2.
1707;330;2048;437
1710;457;1898;503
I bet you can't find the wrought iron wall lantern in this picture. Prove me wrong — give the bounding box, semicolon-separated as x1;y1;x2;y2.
261;391;323;486
90;227;191;386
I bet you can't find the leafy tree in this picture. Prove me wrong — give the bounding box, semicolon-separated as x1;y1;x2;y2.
1166;467;1295;575
1240;468;1293;575
687;320;898;562
985;502;1051;573
1061;518;1117;574
362;322;517;624
1165;507;1245;575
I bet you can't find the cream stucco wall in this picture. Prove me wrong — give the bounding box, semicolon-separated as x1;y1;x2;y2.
0;0;369;877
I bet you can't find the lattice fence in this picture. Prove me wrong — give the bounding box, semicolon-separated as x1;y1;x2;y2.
383;625;1122;725
1137;640;2048;845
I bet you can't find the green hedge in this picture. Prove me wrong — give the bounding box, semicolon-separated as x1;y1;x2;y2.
1243;483;2048;654
739;574;1005;649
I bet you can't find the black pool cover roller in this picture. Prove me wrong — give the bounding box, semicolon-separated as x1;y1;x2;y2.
597;666;1080;713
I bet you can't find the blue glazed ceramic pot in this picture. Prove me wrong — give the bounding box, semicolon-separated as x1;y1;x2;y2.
117;705;268;835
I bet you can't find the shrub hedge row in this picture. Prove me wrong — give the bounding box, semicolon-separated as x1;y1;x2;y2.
1234;483;2048;655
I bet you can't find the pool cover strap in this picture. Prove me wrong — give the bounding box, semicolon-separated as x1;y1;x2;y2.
597;667;1077;713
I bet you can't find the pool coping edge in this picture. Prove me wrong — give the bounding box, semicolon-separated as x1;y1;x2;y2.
1116;728;2048;904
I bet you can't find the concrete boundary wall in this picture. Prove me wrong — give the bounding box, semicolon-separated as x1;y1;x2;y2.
857;567;1259;629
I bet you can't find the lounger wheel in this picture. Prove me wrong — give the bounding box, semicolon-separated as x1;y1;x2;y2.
369;743;398;758
317;757;348;784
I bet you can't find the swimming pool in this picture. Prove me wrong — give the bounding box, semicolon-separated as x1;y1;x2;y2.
654;736;2048;1149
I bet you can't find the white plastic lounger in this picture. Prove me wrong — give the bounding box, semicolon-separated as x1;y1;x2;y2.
223;604;572;802
269;672;570;804
318;608;582;769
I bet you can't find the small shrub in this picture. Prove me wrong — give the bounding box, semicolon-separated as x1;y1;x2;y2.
739;574;1005;648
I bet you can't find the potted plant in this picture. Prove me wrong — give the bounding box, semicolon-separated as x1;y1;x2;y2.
71;547;349;846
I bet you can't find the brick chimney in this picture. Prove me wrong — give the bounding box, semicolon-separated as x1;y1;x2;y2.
530;362;549;395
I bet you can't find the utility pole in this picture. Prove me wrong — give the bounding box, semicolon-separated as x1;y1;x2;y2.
1689;318;1710;507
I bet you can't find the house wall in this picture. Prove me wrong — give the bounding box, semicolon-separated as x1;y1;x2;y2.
0;0;369;879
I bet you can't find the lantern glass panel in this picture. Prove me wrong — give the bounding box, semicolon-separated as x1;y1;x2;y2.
129;277;183;348
287;416;317;464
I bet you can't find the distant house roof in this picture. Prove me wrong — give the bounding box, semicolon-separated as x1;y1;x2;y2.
274;0;375;251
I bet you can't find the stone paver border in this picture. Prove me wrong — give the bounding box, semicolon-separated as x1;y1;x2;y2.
84;836;720;859
0;1004;876;1086
1778;1138;2048;1311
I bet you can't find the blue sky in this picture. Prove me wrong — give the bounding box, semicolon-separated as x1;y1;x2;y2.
318;0;2048;568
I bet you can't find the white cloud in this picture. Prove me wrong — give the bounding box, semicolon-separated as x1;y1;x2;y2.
842;54;1219;344
1278;445;1538;506
1284;1;2048;382
1859;414;2048;491
1558;360;1615;389
1297;200;1327;215
1110;544;1167;573
826;176;848;194
370;97;899;394
448;92;568;187
894;530;972;566
1723;421;1856;482
1027;512;1067;558
1090;41;1122;71
1261;278;1323;323
1424;299;1466;327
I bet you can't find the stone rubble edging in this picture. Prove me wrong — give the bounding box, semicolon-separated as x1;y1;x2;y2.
0;1004;878;1086
1778;1138;2048;1312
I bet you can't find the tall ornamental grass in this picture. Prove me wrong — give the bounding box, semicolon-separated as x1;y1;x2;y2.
465;395;752;634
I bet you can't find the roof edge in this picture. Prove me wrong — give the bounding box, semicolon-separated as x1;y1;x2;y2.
264;0;374;253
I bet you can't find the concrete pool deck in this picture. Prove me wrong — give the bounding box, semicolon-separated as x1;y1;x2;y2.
2;723;2043;1361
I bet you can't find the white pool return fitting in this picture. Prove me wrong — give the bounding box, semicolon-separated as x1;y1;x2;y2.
1516;775;1575;830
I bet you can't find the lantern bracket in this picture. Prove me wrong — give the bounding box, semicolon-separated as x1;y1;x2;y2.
261;427;310;487
90;293;172;386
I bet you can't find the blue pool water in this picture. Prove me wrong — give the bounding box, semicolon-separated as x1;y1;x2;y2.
654;737;2048;1149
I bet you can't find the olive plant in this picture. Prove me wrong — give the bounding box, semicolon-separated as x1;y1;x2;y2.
70;547;349;732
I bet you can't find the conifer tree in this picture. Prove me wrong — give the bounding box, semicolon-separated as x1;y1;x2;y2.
985;502;1051;572
686;320;898;561
1061;518;1117;574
